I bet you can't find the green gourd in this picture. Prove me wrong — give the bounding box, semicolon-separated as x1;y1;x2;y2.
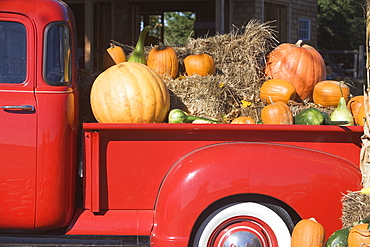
330;82;354;126
326;227;351;247
320;111;349;125
128;24;160;64
168;109;219;123
294;108;348;125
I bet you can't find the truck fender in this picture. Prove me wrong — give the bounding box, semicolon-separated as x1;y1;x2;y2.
151;142;361;246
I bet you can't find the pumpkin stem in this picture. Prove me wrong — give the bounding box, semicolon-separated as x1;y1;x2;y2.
128;23;162;64
308;217;318;222
352;224;370;234
268;96;274;104
295;40;303;47
158;43;167;50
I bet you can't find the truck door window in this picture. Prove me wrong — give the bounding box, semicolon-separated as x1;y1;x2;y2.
0;21;26;83
44;22;71;86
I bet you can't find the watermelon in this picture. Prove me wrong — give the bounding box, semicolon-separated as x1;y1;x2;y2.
294;108;324;125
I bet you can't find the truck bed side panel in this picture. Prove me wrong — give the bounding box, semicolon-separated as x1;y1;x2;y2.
80;123;362;241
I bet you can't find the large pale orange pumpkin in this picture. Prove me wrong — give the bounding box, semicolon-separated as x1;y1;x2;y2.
231;116;256;124
347;95;364;124
348;223;370;247
184;53;215;76
313;80;350;107
265;40;326;101
291;218;325;247
259;79;296;104
147;44;178;79
261;102;293;125
102;43;127;70
90;62;170;123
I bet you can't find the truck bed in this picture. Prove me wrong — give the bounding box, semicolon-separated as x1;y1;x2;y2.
83;122;363;168
78;123;363;238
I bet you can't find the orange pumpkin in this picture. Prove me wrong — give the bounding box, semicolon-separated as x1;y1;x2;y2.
357;105;367;126
265;40;326;101
291;218;325;247
259;79;296;104
231;116;256;124
261;102;293;125
147;44;179;79
90;62;170;123
102;43;127;70
347;95;365;124
184;53;215;76
348;223;370;247
313;80;350;107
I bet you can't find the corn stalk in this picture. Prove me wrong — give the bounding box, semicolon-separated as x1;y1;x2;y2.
360;0;370;188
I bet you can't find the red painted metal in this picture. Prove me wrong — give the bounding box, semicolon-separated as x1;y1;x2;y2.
79;123;362;245
66;209;154;235
84;131;101;213
149;140;361;246
0;0;78;230
0;12;38;229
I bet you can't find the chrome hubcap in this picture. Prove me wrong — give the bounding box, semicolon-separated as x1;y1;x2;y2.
209;217;278;247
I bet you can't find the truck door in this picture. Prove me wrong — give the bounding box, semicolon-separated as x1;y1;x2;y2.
0;13;37;229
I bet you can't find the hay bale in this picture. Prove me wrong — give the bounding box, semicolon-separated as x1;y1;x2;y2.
166;74;228;119
342;191;370;228
162;19;277;122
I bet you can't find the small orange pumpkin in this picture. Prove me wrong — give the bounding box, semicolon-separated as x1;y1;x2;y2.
90;62;170;123
259;79;296;104
313;80;350;107
291;218;325;247
348;223;370;247
357;105;367;126
347;95;364;124
231;116;256;124
102;43;127;70
184;53;215;76
265;40;326;101
147;44;179;79
261;102;293;125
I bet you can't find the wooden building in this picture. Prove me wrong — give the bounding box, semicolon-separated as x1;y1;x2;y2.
64;0;319;70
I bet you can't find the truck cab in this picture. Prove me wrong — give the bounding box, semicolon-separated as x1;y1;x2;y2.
0;0;78;230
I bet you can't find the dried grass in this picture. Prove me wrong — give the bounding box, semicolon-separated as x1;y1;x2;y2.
342;191;370;228
162;19;277;122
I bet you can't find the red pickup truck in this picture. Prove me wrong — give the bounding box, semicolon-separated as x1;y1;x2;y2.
0;0;364;246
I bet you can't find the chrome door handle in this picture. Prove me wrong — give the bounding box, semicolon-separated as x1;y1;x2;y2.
1;105;35;111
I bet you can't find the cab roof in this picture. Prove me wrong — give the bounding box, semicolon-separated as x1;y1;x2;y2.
0;0;73;26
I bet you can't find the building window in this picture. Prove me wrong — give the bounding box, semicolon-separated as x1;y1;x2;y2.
299;18;311;41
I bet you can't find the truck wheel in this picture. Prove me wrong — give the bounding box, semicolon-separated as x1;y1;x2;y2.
192;202;292;247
